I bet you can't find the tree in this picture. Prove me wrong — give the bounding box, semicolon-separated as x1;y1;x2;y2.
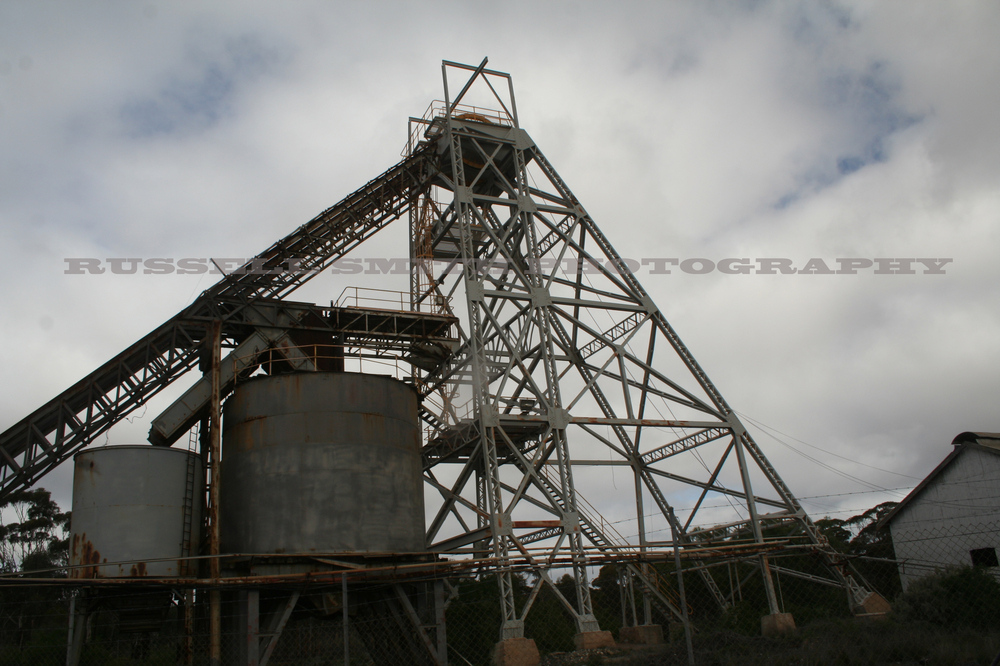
0;488;70;575
816;501;900;596
0;489;71;653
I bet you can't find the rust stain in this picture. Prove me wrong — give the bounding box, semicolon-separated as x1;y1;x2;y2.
72;534;102;579
512;520;561;529
129;562;148;577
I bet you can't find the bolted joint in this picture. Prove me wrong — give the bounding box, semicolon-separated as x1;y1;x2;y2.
547;408;571;430
561;511;580;533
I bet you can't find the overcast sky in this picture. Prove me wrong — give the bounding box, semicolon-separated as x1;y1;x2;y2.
1;1;998;525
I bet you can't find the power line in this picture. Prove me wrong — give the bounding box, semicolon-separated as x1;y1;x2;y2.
737;411;922;481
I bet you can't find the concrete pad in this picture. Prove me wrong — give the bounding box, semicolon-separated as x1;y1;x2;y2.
492;637;540;666
619;624;664;645
760;612;796;637
573;630;615;650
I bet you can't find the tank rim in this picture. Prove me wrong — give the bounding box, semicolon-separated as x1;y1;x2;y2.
234;370;418;395
73;444;201;460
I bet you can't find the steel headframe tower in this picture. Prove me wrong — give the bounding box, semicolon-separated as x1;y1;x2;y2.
410;60;880;641
0;58;885;654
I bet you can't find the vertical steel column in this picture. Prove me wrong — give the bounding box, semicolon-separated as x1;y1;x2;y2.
65;592;75;666
516;139;597;631
247;590;260;666
618;570;628;628
443;103;519;639
342;573;350;665
475;468;488;563
434;579;448;666
634;469;652;626
209;320;223;666
669;507;695;666
629;576;639;627
184;590;195;666
65;592;85;666
730;421;780;615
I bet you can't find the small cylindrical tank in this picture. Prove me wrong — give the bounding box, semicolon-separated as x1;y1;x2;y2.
220;372;425;555
70;446;204;578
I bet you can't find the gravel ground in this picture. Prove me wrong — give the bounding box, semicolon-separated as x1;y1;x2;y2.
540;644;673;665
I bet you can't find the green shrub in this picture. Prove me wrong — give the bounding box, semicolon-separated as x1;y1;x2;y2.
892;565;1000;631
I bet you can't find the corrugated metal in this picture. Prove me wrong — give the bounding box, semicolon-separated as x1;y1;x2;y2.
70;445;204;578
220;372;425;555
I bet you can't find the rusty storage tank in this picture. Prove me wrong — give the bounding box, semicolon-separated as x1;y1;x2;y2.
220;372;425;555
70;445;204;578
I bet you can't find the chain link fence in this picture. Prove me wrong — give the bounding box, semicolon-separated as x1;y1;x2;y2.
1;546;999;665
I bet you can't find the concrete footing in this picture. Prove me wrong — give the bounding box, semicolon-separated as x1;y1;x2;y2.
855;591;892;617
492;637;540;666
619;624;664;645
760;612;796;637
573;630;615;650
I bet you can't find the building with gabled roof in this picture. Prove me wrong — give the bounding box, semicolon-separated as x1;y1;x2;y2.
880;432;1000;590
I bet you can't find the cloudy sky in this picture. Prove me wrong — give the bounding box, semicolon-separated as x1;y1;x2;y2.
1;1;998;526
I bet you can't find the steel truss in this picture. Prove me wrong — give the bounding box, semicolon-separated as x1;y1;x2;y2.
0;147;435;494
410;60;880;638
0;59;882;651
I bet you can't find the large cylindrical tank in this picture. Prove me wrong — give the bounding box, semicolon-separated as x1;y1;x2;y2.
220;372;425;555
70;446;204;578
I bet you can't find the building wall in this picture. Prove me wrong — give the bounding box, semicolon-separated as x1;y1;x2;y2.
889;446;1000;590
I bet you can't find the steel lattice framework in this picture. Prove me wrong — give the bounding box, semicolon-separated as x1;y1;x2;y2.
404;61;881;638
0;59;882;643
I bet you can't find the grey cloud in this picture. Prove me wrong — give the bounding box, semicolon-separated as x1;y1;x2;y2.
119;34;289;138
0;1;998;523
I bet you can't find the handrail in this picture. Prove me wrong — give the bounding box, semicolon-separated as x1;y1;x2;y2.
335;285;450;314
406;100;514;156
230;344;410;384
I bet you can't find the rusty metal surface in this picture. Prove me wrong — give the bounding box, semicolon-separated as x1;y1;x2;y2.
221;372;426;556
70;445;204;578
5;541;804;589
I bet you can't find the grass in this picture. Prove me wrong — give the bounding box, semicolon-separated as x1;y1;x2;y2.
606;617;1000;666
